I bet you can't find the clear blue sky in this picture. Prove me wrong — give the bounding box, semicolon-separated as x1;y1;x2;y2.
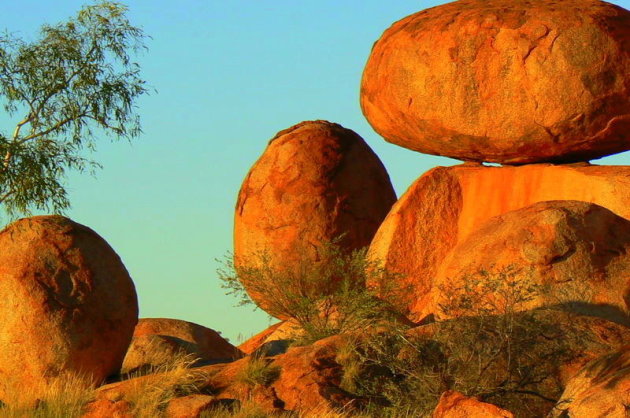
2;0;629;343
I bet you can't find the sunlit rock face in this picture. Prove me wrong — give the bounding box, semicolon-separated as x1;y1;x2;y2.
361;0;630;164
429;200;630;322
432;390;514;418
368;164;630;320
552;346;630;417
0;216;138;400
234;120;396;318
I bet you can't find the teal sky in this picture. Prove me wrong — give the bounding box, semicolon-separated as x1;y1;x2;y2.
2;0;629;343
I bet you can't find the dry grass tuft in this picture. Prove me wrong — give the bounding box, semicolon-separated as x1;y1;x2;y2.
0;371;96;418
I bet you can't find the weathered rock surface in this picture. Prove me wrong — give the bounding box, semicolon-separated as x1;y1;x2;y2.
82;399;133;418
432;390;514;417
552;346;630;418
369;164;630;320
361;0;630;164
165;394;220;418
121;334;199;376
238;321;303;355
0;216;138;400
431;201;630;322
234;120;396;317
93;335;355;415
132;318;241;363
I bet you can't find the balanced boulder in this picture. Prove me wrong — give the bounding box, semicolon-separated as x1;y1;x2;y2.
0;216;138;400
368;163;630;320
234;120;396;317
431;201;630;322
361;0;630;164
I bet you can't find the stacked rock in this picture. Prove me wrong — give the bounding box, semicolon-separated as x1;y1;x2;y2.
360;0;630;321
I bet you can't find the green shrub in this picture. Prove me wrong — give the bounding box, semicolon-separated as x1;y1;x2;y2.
218;239;410;345
336;266;597;417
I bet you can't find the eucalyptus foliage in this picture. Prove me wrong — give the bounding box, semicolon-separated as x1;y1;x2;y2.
0;1;148;216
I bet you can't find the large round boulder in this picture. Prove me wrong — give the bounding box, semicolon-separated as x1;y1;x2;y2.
430;201;630;321
0;216;138;400
234;120;396;317
368;163;630;321
360;0;630;164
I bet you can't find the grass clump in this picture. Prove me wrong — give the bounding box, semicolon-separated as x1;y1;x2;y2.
0;371;96;418
235;357;281;388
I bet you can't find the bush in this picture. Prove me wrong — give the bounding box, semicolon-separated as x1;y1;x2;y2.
336;266;598;417
218;239;410;345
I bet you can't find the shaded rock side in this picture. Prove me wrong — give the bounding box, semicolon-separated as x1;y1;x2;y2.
432;390;513;418
0;216;138;400
238;321;302;355
552;346;630;418
234;120;396;317
360;0;630;164
430;201;630;323
368;163;630;321
133;318;241;362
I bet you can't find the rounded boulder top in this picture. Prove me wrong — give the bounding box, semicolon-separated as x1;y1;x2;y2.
361;0;630;164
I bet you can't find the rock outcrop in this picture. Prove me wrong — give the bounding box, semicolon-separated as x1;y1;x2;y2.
234;120;396;317
552;346;630;418
92;335;355;415
368;164;630;320
133;318;241;362
432;390;513;418
0;216;138;400
361;0;630;164
430;201;630;322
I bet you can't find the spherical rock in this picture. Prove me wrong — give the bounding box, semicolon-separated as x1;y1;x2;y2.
431;201;630;321
234;120;396;317
0;216;138;400
368;164;630;321
361;0;630;164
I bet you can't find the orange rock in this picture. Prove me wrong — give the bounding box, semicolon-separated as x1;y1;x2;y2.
165;394;218;418
238;321;302;355
234;120;396;317
432;390;513;417
121;334;198;375
368;164;630;320
552;346;630;418
431;201;630;321
133;318;241;362
96;335;355;415
0;216;138;400
82;399;133;418
361;0;630;164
